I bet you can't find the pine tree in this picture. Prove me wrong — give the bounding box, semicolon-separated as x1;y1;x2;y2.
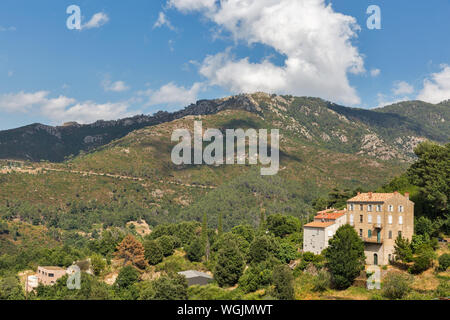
115;234;147;269
214;239;245;287
324;224;365;290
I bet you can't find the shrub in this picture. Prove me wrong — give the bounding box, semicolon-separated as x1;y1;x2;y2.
382;272;411;300
312;270;331;292
186;238;205;262
116;266;140;289
409;245;436;274
437;253;450;272
144;240;164;265
436;281;450;298
156;235;179;257
272;265;294;300
238;263;272;293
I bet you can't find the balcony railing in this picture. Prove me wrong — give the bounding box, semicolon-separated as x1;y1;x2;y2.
363;236;383;244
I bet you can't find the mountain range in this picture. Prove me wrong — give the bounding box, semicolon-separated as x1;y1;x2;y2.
0;93;448;163
0;93;448;228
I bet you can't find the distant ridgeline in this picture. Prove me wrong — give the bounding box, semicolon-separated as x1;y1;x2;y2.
0;93;448;162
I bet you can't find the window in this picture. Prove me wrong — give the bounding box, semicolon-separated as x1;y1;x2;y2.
389;231;393;239
388;254;392;262
360;215;363;223
368;205;373;212
388;215;393;224
359;229;363;237
368;214;372;224
398;205;404;213
360;204;363;211
377;215;381;225
49;273;54;278
388;205;393;212
376;205;382;212
398;231;402;238
328;230;333;237
399;216;403;225
368;230;372;238
349;204;354;211
350;214;354;225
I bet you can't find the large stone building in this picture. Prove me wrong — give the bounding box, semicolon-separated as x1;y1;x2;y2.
303;192;414;266
346;192;414;266
303;209;347;255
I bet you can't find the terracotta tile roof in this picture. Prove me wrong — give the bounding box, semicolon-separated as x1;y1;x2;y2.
304;221;335;229
315;209;347;220
347;193;396;202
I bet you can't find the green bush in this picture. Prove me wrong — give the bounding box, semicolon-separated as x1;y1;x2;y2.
116;266;140;289
437;253;450;272
436;281;450;298
409;245;436;274
382;272;411;300
272;265;294;300
144;240;164;265
186;238;205;262
238;263;272;293
214;239;245;287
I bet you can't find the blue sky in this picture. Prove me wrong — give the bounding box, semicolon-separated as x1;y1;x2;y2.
0;0;449;130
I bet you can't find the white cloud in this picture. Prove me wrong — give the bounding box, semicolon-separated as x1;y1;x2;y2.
102;79;130;92
82;12;109;30
0;26;16;32
417;64;450;104
370;69;380;77
374;93;407;109
0;91;134;124
153;12;176;31
168;0;217;12
170;0;365;105
7;71;14;77
392;81;414;96
140;82;203;107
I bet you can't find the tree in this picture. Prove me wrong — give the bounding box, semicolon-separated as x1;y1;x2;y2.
90;253;106;276
409;245;436;274
152;274;188;300
186;237;205;262
115;235;147;269
438;253;450;272
249;235;279;264
272;265;294;300
144;240;164;265
214;239;245;287
156;235;177;257
116;265;140;289
266;214;300;238
238;263;272;293
231;225;255;243
324;224;365;290
382;272;411;300
407;142;450;219
394;236;413;264
0;276;25;300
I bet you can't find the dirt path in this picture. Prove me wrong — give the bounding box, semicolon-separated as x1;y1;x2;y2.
1;164;216;190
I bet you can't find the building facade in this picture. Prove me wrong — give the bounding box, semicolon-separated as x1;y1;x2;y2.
303;209;347;255
37;266;67;286
346;192;414;265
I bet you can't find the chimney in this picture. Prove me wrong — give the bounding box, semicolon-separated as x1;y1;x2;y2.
394;191;399;195
357;192;361;196
368;192;373;199
405;192;410;200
